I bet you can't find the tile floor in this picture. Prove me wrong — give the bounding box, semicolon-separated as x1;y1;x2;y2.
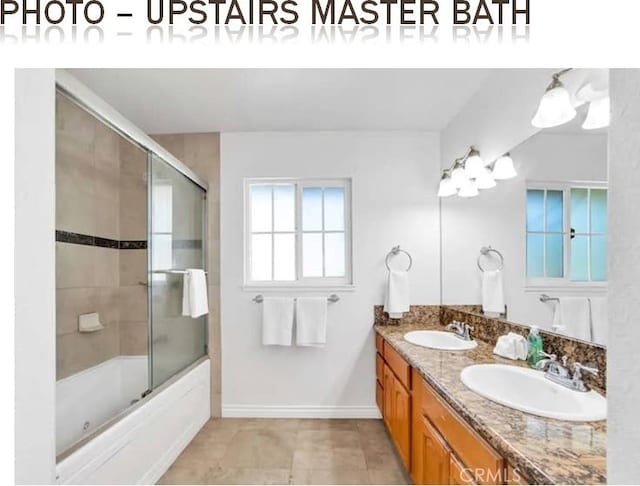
158;418;412;485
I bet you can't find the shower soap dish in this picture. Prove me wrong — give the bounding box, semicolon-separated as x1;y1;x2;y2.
78;312;105;333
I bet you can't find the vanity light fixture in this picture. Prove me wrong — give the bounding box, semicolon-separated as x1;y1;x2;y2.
474;168;497;189
582;96;610;130
531;69;577;129
492;153;518;180
450;158;468;189
438;148;516;198
458;178;479;198
464;146;485;178
437;170;458;197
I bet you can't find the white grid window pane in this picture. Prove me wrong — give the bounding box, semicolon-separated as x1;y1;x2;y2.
274;234;296;281
324;187;345;231
251;234;272;280
251;185;272;232
324;233;345;277
274;185;295;232
302;233;323;277
302;188;323;231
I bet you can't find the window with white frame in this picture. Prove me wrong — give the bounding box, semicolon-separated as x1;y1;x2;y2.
526;183;607;284
246;179;352;285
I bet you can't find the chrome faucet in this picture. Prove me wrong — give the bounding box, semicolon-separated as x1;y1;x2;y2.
536;351;598;392
446;320;474;341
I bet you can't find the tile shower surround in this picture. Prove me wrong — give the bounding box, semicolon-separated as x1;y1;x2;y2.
374;305;606;393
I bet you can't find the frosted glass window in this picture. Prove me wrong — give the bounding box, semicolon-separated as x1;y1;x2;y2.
546;190;563;232
570;188;589;234
325;233;345;277
303;233;323;277
324;187;345;231
527;186;607;283
273;185;295;232
302;188;323;231
251;234;272;281
545;234;564;278
274;234;295;281
526;190;544;232
571;236;589;282
526;234;544;278
590;189;607;234
247;180;351;284
591;236;607;281
250;185;272;232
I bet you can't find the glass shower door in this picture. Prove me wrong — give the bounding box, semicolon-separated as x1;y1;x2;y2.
148;154;207;388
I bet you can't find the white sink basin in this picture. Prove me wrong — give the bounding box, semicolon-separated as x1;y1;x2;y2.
404;330;478;351
460;364;606;422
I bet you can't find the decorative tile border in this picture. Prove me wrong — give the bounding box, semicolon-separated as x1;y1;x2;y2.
56;230;147;250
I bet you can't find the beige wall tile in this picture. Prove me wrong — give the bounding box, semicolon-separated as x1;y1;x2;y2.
120;174;147;241
94;247;119;288
151;134;185;161
56;323;119;380
56;144;96;235
118;284;148;322
56;242;96;289
93;163;120;240
120;250;147;286
119;321;148;356
56;287;97;336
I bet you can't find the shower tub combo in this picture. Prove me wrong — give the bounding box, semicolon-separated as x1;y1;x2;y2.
55;72;211;484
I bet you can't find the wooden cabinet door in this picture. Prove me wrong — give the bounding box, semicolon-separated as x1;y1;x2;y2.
450;454;477;485
414;415;451;485
383;363;394;431
393;377;411;471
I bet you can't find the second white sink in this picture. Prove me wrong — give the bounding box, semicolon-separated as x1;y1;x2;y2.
404;330;478;351
460;364;607;422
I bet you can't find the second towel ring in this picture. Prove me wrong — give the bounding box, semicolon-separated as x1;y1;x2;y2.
477;246;504;272
385;246;413;272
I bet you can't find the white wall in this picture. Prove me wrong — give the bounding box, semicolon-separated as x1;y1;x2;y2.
608;69;640;484
15;69;57;484
441;132;607;331
220;132;440;416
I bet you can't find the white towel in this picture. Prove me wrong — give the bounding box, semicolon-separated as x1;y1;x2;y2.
296;297;328;347
493;332;528;360
552;297;591;341
589;297;608;346
482;270;505;317
262;298;294;346
181;269;208;318
384;270;410;319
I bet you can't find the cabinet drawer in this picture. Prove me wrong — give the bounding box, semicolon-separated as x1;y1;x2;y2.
414;370;503;485
375;333;384;354
376;353;384;383
376;380;384;415
383;341;411;390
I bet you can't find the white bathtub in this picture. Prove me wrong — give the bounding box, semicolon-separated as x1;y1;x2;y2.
56;358;210;484
56;356;149;453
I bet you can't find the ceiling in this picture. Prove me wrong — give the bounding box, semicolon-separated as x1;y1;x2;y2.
68;69;492;134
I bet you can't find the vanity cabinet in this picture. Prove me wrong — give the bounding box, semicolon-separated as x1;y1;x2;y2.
376;338;412;471
376;332;508;485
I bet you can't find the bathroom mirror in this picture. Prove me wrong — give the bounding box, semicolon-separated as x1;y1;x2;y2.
440;121;608;346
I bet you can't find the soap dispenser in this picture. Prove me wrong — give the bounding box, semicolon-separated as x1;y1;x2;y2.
527;326;543;368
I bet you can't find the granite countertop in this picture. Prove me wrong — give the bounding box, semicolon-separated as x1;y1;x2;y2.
375;322;606;485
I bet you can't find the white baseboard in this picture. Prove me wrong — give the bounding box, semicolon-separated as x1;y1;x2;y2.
222;405;382;419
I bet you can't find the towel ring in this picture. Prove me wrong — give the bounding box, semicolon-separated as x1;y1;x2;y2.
477;246;504;272
385;246;413;272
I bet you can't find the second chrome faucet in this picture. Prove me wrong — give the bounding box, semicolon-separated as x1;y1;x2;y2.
446;320;474;341
535;352;599;392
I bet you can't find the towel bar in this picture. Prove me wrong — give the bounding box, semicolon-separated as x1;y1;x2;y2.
253;294;340;304
540;294;560;303
152;269;208;275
